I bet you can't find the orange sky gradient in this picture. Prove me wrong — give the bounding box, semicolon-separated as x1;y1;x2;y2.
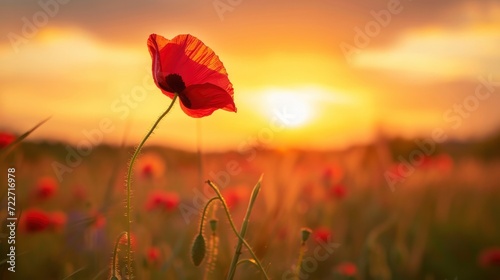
1;0;499;151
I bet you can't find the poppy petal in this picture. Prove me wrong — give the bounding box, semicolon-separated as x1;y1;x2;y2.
180;84;237;118
147;34;176;99
147;34;234;98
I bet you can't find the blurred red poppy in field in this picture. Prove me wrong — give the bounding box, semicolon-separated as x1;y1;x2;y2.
135;153;166;180
142;164;154;178
388;164;405;180
336;262;357;276
35;177;58;200
329;184;347;199
90;212;106;229
313;227;332;243
419;155;434;169
146;247;162;266
148;34;236;118
223;186;251;209
322;164;344;186
50;211;67;231
145;190;180;212
479;247;500;267
119;233;137;250
0;132;15;149
433;154;454;173
20;208;51;233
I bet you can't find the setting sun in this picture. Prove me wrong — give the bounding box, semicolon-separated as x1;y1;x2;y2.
262;88;314;128
2;1;500;279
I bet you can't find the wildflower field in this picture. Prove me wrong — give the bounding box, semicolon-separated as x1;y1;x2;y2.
2;1;500;279
1;133;500;279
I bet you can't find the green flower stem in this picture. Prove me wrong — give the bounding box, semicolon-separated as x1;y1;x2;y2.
227;175;262;280
125;94;178;277
236;259;258;268
112;231;127;279
199;197;220;234
206;179;269;280
294;243;306;280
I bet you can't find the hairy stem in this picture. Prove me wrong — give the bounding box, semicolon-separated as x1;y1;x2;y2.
199;197;220;234
112;231;127;278
294;243;306;280
125;94;178;278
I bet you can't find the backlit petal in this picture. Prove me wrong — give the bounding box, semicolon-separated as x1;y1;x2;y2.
147;34;234;99
147;34;176;99
180;84;237;118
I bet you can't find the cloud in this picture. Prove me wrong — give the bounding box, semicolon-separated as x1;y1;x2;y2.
352;27;500;80
1;0;500;150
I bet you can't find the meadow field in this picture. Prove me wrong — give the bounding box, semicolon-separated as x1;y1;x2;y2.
1;132;499;280
2;0;500;279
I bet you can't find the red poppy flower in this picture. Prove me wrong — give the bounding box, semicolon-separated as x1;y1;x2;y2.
90;211;106;229
146;247;162;265
119;233;137;250
49;211;67;231
322;164;343;186
419;155;434;169
222;186;251;209
142;164;154;178
0;132;15;149
388;163;405;180
35;176;58;200
336;262;357;276
329;184;347;199
135;153;166;180
434;154;454;173
223;190;241;209
479;247;500;267
145;190;180;212
313;227;332;243
148;34;236;118
20;208;51;233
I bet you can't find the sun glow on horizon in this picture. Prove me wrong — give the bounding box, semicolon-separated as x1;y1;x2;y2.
263;88;313;128
259;86;355;129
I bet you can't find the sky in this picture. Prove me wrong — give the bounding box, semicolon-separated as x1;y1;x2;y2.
1;0;499;151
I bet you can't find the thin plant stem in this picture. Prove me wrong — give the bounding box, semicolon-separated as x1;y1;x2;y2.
227;175;262;280
196;118;204;184
125;94;178;278
199;197;220;234
206;180;269;280
236;259;258;268
112;231;127;278
294;243;306;280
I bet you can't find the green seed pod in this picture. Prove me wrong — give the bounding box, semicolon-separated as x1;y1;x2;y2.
191;234;206;266
110;276;119;280
209;219;217;233
301;227;312;243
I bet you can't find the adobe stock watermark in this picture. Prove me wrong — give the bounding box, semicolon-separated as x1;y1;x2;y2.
51;67;157;182
384;74;499;191
282;239;341;280
339;0;409;64
178;104;306;224
7;0;72;53
213;0;243;21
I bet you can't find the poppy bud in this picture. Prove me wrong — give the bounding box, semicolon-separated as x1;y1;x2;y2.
301;227;312;244
209;219;217;233
191;234;206;266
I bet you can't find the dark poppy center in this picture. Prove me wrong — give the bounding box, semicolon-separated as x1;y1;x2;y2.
163;74;186;93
